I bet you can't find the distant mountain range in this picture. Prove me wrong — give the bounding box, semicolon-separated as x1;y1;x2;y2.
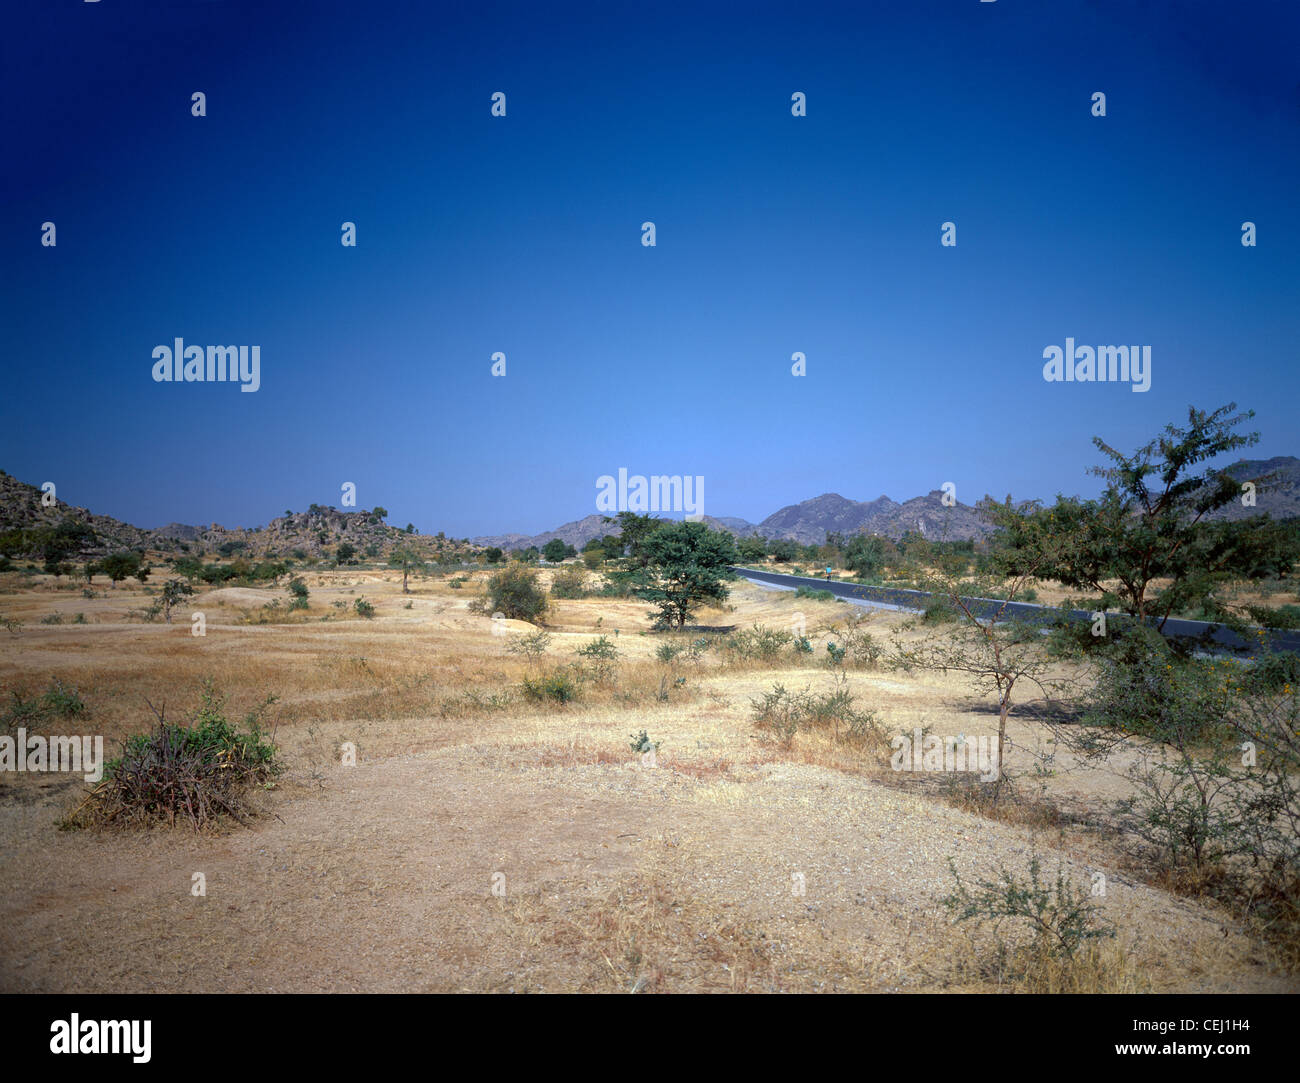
473;456;1300;550
469;491;996;550
2;456;1296;560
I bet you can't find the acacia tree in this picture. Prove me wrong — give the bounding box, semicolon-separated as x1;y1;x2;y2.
99;551;144;588
160;578;195;623
637;521;738;629
481;564;548;622
613;511;662;566
388;547;423;593
1007;404;1287;631
890;500;1079;802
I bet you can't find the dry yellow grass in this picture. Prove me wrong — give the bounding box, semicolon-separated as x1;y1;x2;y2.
0;566;1293;992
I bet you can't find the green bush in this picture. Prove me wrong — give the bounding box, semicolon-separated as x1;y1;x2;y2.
506;629;552;662
353;597;375;618
726;624;793;662
824;617;882;668
550;566;589;599
1249;603;1300;631
575;635;620;682
1088;633;1300;948
520;668;581;705
750;681;880;745
656;642;683;663
485;565;548;622
42;679;86;717
287;577;310;611
922;596;957;623
598;566;650;598
943;855;1115;962
3;677;86;731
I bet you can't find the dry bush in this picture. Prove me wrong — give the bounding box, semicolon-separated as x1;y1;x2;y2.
939;854;1141;992
61;683;280;833
749;678;885;751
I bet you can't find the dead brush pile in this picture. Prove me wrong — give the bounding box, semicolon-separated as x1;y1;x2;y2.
61;682;280;832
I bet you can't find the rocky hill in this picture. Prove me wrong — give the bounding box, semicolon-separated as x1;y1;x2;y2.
754;491;994;545
1209;456;1300;522
0;470;154;555
474;492;995;550
0;471;473;562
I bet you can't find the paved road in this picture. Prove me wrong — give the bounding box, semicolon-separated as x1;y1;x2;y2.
731;566;1300;655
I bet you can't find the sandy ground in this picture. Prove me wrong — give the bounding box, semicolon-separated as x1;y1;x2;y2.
0;566;1293;992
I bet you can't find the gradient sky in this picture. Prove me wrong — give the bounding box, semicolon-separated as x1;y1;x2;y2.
2;0;1298;537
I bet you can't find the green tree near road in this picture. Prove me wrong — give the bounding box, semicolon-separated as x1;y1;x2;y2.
637;521;738;629
994;404;1295;634
844;533;887;579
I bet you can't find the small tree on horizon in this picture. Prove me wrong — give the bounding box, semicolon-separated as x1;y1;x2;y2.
389;547;423;592
160;578;195;623
100;551;144;589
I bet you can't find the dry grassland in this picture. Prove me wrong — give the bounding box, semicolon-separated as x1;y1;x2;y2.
0;566;1293;992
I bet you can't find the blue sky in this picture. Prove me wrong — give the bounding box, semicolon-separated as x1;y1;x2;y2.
2;0;1297;536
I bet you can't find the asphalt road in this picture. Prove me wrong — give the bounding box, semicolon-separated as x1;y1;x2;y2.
731;565;1300;655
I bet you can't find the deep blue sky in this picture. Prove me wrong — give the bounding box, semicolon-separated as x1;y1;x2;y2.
2;0;1298;536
